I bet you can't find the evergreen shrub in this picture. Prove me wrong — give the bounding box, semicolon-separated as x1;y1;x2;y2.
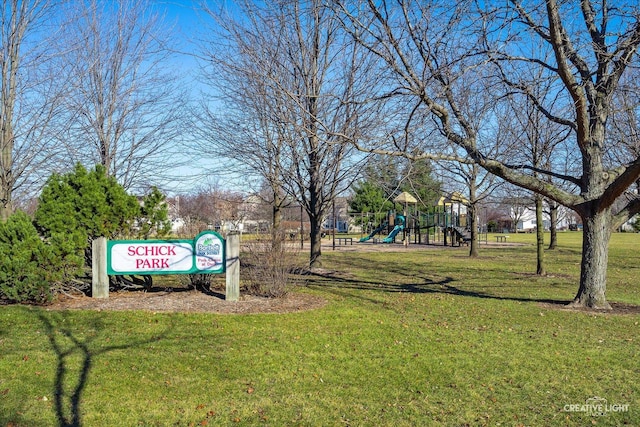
0;212;57;303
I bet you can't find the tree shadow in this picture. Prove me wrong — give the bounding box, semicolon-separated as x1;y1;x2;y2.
37;311;174;427
143;284;225;299
303;257;569;306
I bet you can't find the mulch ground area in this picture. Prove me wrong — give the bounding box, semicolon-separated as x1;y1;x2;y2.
47;289;327;315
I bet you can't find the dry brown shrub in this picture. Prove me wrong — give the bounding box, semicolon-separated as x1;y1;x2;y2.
241;231;303;298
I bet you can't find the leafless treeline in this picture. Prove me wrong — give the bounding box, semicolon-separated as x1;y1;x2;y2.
0;0;185;221
196;0;640;308
2;1;639;308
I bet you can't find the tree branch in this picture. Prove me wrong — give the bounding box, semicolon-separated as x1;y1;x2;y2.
502;162;581;186
611;196;640;230
601;157;640;209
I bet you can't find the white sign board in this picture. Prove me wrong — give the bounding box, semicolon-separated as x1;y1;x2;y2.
106;231;225;275
109;241;195;273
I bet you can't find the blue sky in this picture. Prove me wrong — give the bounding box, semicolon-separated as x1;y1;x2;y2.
152;1;207;77
149;1;234;194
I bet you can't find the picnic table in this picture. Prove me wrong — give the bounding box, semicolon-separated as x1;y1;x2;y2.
336;237;353;245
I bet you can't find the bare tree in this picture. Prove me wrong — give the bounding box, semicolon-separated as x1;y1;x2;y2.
489;1;640;308
439;161;501;256
0;0;68;221
199;0;372;267
437;100;507;257
501;74;572;273
176;186;244;234
58;0;186;191
609;70;640;195
335;0;640;309
195;1;294;248
339;1;509;257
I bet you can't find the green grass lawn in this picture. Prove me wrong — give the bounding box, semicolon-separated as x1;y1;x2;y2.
1;232;638;426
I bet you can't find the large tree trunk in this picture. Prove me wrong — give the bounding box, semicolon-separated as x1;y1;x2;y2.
0;183;11;222
309;212;322;268
271;195;283;251
570;208;612;309
307;143;323;268
468;203;479;257
0;118;12;222
535;194;545;275
1;50;16;223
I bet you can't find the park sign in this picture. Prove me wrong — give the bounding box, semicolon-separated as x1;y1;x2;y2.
107;231;225;275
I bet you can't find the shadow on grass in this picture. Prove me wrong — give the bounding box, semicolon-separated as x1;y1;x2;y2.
37;311;174;427
143;284;226;300
305;256;569;306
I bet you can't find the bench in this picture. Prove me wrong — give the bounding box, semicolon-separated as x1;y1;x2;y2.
496;235;509;243
336;237;353;245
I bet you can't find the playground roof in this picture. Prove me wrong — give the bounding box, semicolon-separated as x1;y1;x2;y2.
394;191;417;204
437;192;470;206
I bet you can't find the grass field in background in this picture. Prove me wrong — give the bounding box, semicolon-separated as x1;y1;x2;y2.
0;231;638;426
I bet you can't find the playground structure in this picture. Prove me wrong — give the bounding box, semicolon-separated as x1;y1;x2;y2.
356;210;471;246
355;192;485;247
359;214;406;243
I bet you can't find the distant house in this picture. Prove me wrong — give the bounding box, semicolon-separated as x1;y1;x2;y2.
513;209;546;232
507;200;571;232
619;214;639;232
170;217;185;233
322;197;353;233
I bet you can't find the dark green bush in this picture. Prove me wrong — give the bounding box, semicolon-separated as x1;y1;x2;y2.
0;212;58;303
32;164;172;294
34;163;141;243
34;164;143;268
137;186;172;239
0;165;173;302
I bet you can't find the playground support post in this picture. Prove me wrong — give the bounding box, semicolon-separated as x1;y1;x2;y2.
404;208;409;248
451;202;455;247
